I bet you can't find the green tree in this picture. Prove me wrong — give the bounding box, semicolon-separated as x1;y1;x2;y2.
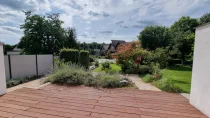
138;26;171;50
3;44;15;55
170;16;198;64
171;16;198;35
64;28;79;49
19;11;65;54
199;13;210;25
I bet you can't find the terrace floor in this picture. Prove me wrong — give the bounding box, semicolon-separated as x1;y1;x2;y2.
0;84;207;118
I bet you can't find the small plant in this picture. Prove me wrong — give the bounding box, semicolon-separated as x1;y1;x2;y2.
98;74;121;88
7;75;39;88
102;62;111;70
153;77;182;93
95;61;99;67
150;63;162;80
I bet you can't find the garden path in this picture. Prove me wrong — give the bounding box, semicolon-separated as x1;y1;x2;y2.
7;77;50;92
125;74;161;91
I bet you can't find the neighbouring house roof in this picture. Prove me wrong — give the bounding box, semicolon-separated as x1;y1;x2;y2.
101;44;110;51
111;40;126;47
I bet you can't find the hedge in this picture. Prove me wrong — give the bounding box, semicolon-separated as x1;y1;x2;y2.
60;49;79;64
80;50;89;69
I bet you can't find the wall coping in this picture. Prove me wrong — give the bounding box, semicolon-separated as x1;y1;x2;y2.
0;41;4;45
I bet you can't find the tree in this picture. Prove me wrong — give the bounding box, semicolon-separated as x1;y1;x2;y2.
3;44;15;55
199;13;210;25
171;16;198;35
19;12;65;54
170;16;198;64
138;26;171;50
64;28;79;49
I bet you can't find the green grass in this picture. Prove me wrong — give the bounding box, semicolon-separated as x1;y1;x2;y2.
140;66;192;93
93;64;122;72
162;66;192;93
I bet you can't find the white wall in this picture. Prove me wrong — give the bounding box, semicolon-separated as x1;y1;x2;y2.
10;55;37;78
4;54;53;79
0;44;6;95
37;55;53;76
190;23;210;117
4;56;10;80
98;59;116;64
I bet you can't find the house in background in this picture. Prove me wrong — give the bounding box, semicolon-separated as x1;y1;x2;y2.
100;40;126;56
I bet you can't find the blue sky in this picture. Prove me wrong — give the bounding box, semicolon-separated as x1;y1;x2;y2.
0;0;210;45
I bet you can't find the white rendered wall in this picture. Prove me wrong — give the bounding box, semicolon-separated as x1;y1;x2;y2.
37;55;53;76
0;44;6;95
4;56;10;79
190;24;210;117
10;55;36;78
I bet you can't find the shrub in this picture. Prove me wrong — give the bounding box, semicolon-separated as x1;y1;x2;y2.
95;61;99;67
153;77;182;93
98;74;121;88
60;48;79;63
46;61;132;88
80;50;89;69
118;48;153;74
152;48;170;68
102;62;111;70
150;63;162;80
105;50;112;59
46;63;93;85
141;74;153;83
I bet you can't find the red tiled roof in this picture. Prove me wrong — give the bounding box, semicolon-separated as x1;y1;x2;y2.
0;84;207;118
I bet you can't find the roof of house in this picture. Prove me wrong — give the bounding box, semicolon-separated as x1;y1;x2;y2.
101;44;110;51
111;40;126;47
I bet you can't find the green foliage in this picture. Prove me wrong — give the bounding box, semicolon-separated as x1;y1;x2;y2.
93;64;121;73
102;62;111;70
64;28;79;49
118;49;152;74
97;74;121;88
170;16;198;64
199;13;210;25
138;26;171;50
152;48;170;68
140;74;153;83
141;66;192;93
80;50;89;69
7;76;39;88
3;44;16;55
153;77;182;93
171;16;198;34
60;48;79;63
105;50;112;59
95;61;99;67
19;12;66;54
46;61;131;88
46;62;92;85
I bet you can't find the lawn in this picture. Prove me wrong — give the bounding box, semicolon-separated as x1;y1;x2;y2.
161;66;192;93
141;66;192;93
93;63;122;72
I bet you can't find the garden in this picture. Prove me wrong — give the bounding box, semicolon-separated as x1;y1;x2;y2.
45;48;134;88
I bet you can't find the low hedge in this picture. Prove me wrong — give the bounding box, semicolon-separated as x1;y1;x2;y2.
80;50;89;69
60;49;79;64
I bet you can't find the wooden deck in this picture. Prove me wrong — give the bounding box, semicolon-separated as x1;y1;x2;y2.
0;84;207;118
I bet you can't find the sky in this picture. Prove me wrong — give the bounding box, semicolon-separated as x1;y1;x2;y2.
0;0;210;45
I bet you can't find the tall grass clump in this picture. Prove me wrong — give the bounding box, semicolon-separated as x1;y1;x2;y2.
46;59;93;85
